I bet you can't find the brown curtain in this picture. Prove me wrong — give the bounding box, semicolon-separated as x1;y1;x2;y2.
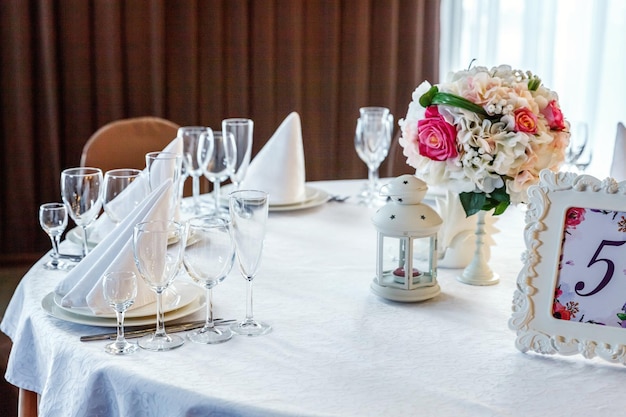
0;0;440;263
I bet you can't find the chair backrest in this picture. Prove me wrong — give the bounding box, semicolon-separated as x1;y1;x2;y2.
80;116;180;172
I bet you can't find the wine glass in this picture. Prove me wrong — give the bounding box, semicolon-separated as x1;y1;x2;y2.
39;202;71;270
203;131;236;216
133;220;186;351
563;121;589;172
183;215;235;344
60;167;103;257
354;107;393;206
178;126;214;214
102;271;138;355
222;118;253;190
228;190;271;336
145;151;183;220
103;169;146;226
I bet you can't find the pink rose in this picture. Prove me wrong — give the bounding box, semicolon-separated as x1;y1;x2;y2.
565;207;586;229
553;301;571;321
513;108;538;134
541;100;566;131
417;106;458;161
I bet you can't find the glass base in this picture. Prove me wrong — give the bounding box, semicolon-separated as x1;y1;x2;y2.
188;326;233;344
104;340;138;355
230;319;272;337
43;260;74;271
138;332;185;351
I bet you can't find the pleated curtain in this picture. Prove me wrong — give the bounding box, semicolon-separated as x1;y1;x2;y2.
0;0;439;261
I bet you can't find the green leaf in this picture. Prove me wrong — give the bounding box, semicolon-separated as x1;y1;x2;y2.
459;192;486;217
459;186;510;217
419;86;439;108
617;313;626;320
430;92;490;117
528;75;541;91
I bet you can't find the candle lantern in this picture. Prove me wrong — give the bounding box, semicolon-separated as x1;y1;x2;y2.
370;175;443;302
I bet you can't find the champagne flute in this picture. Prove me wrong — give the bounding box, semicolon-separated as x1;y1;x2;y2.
103;169;146;226
39;202;71;270
60;167;103;257
183;216;235;344
222;118;253;190
133;220;186;351
102;271;138;355
145;151;183;220
203;131;236;216
228;190;271;336
178;126;214;214
354;107;393;206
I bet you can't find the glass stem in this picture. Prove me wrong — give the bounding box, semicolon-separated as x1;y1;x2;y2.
49;235;60;259
192;175;200;213
115;310;126;344
213;181;221;214
155;290;166;338
368;167;379;194
81;226;90;257
245;278;254;322
205;286;215;329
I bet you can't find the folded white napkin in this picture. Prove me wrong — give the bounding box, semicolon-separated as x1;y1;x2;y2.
239;112;306;205
90;137;183;242
610;122;626;181
55;180;174;314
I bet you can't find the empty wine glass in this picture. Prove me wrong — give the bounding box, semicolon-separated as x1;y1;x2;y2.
355;107;393;206
145;151;183;220
564;121;589;172
133;220;186;351
61;167;103;257
102;271;138;355
203;131;236;216
222;118;253;190
178;126;214;214
183;216;235;344
39;202;71;270
229;190;271;336
103;169;146;226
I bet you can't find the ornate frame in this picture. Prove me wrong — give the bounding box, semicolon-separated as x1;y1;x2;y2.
510;169;626;364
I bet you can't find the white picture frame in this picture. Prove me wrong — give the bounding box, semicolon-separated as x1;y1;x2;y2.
510;169;626;364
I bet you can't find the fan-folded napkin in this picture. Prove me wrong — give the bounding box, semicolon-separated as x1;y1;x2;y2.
55;180;174;314
239;112;306;205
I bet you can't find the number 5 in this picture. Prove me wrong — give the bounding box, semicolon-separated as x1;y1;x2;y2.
575;240;626;297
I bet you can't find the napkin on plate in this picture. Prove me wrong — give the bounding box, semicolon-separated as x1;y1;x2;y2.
55;179;175;315
610;122;626;181
239;112;306;205
90;137;183;243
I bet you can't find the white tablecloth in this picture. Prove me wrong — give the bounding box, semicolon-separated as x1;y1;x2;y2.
2;179;623;417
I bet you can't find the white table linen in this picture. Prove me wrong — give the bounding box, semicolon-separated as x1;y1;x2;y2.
2;179;624;417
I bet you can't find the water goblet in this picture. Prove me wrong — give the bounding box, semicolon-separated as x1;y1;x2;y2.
178;126;214;214
203;131;236;216
354;107;393;206
222;118;253;190
183;215;235;344
145;151;183;220
39;202;71;270
228;190;271;336
60;167;103;257
102;271;138;355
133;220;187;351
103;169;146;226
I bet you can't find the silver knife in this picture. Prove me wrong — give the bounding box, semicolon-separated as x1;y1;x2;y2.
80;319;235;342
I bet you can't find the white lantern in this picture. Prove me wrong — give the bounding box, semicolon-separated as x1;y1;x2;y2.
370;175;443;302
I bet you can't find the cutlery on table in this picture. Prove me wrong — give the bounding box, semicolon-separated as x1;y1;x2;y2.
80;319;235;342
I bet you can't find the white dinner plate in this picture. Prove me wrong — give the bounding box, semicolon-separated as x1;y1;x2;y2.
53;281;199;319
42;285;205;328
220;184;330;212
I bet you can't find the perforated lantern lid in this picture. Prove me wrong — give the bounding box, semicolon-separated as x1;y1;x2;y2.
372;175;442;237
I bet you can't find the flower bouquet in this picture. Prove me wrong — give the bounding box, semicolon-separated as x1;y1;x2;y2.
398;64;570;216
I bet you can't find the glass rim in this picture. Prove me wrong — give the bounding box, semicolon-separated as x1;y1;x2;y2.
61;167;103;176
359;106;390;113
222;118;253;125
187;215;231;228
39;202;66;209
134;219;183;231
228;189;268;199
104;168;143;178
145;151;181;160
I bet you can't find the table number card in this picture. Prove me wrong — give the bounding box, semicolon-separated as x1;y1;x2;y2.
510;169;626;364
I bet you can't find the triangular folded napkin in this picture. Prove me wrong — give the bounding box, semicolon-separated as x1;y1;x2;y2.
239;112;306;205
55;180;174;314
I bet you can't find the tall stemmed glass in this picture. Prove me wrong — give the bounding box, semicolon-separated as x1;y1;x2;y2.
145;151;183;220
103;169;146;226
178;126;214;214
354;107;393;206
563;121;589;172
61;167;103;257
183;216;235;344
39;202;70;270
133;220;186;351
229;190;271;336
102;271;138;355
203;131;236;216
222;118;253;190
